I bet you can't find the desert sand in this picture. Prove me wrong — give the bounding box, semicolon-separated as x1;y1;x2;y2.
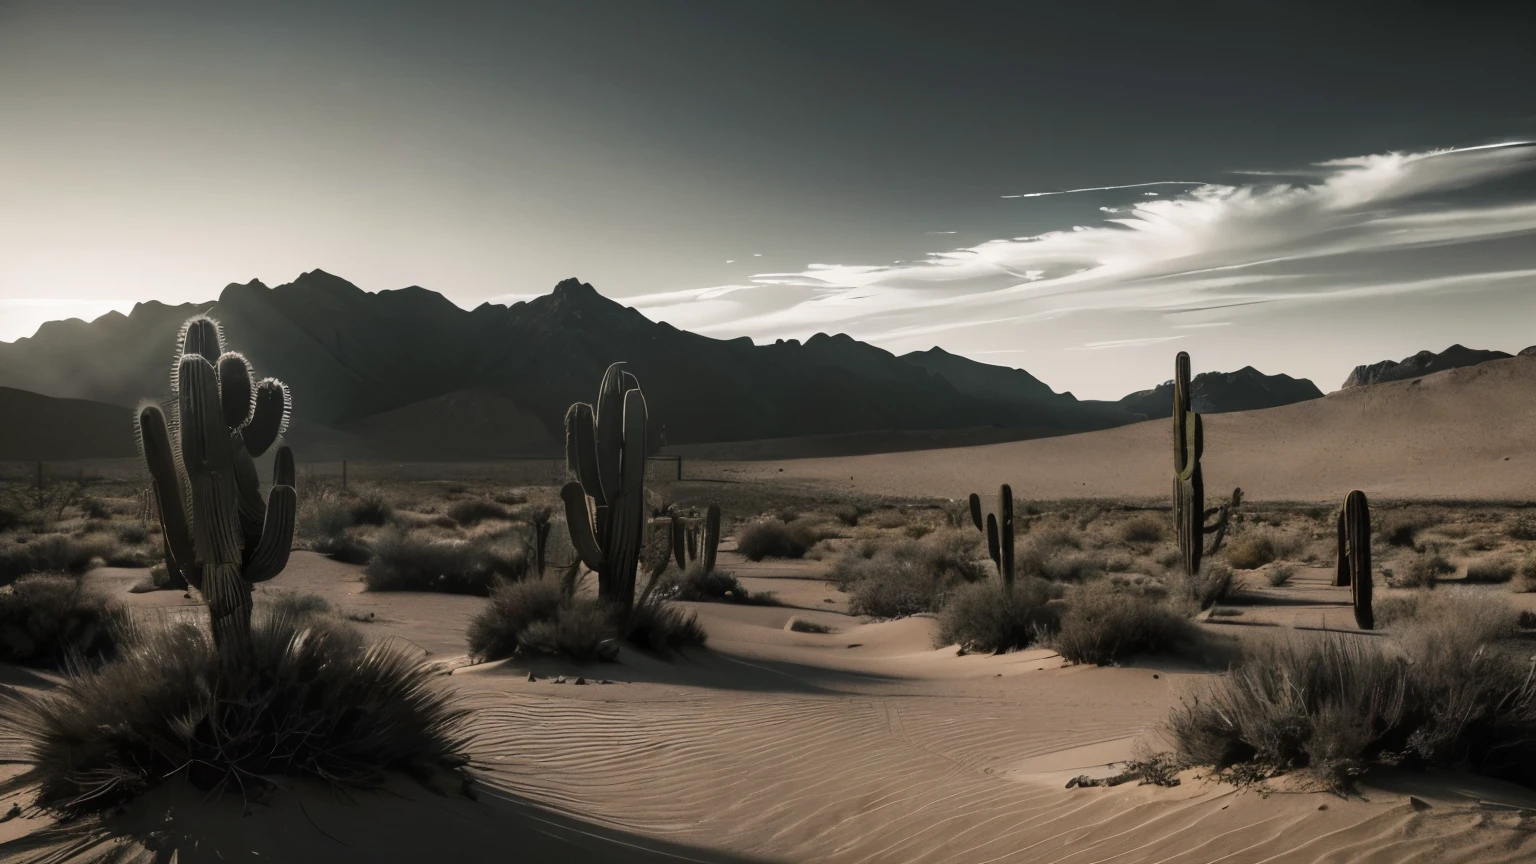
6;543;1535;864
710;356;1536;503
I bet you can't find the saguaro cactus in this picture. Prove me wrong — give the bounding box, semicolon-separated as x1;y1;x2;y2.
671;504;722;574
1172;352;1206;580
561;362;649;617
966;486;1016;584
1337;490;1373;629
135;315;295;658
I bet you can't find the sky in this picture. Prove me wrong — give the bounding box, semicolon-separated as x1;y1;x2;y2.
2;1;1535;397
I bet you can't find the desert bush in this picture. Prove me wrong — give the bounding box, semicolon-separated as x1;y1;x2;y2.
0;608;470;816
624;593;707;655
832;504;869;527
299;496;353;546
1035;551;1106;582
467;578;702;662
938;577;1058;653
1181;560;1237;609
1226;531;1285;569
1030;523;1082;554
1516;557;1536;593
848;555;943;618
348;489;394;526
1119;515;1166;545
658;564;776;605
871;508;908;530
1505;516;1536;541
363;529;527;595
836;532;987;618
0;575;127;668
1168;607;1536;790
736;518;816;561
259;589;333;620
116;520;150;544
1464;556;1516;584
80;497;112;521
1380;513;1425;548
1266;563;1297;587
0;533;108;584
446;499;512;527
1055;581;1196;666
1395;550;1454;588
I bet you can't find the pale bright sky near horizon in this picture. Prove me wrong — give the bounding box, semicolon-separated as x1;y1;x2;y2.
2;1;1535;397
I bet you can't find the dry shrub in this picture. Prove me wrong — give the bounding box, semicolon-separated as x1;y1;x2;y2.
1464;556;1516;584
1225;531;1291;570
1119;515;1166;545
1176;560;1237;610
1395;550;1454;588
835;532;987;618
363;528;527;595
0;609;470;817
658;564;777;605
0;533;119;584
445;499;512;527
1266;563;1297;587
1379;512;1426;548
736;518;816;561
467;579;702;662
0;575;127;668
348;489;393;526
938;578;1058;653
1055;580;1197;665
1169;592;1535;790
1516;557;1536;593
1505;516;1536;541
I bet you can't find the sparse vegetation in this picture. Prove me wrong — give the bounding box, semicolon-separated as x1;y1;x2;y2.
1395;549;1454;588
1464;556;1516;584
0;607;470;816
1266;563;1296;587
1225;531;1285;570
658;564;777;605
467;576;703;662
363;527;528;594
1119;515;1165;545
736;518;817;561
938;577;1058;653
1169;593;1535;791
0;574;127;668
1055;580;1198;665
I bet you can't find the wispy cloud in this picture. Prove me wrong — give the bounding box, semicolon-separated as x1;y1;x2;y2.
633;141;1536;348
1002;180;1207;199
1068;336;1187;351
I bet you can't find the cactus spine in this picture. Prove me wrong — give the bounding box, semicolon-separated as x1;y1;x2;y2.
561;362;649;616
1172;352;1206;581
134;315;295;658
1338;490;1373;629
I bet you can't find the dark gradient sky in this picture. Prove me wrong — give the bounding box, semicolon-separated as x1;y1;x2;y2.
3;0;1535;395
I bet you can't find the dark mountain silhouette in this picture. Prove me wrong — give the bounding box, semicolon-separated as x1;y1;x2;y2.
1342;344;1516;388
0;271;1128;459
1114;366;1324;419
0;387;139;461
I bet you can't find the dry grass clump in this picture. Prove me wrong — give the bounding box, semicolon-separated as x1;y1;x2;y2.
1515;557;1536;593
937;577;1059;653
1118;515;1166;545
445;499;512;527
835;531;987;618
736;518;817;561
363;528;528;594
1379;512;1427;548
0;608;471;816
1266;563;1297;587
1224;530;1294;570
0;575;127;668
0;532;139;584
1054;580;1197;666
1178;560;1237;609
348;488;394;526
467;578;704;663
1394;549;1455;588
1168;593;1534;790
658;564;778;605
1464;556;1516;584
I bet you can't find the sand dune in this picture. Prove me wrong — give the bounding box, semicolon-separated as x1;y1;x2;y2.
7;550;1532;863
711;355;1536;503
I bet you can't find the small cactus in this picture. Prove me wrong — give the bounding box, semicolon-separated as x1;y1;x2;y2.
561;363;648;617
966;485;1016;584
135;315;295;657
1338;490;1373;629
668;503;721;574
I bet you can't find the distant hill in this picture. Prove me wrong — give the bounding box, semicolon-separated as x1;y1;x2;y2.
0;271;1140;460
1114;366;1324;419
1342;344;1521;388
0;387;136;461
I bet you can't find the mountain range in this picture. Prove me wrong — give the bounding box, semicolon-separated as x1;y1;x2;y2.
1340;344;1535;389
0;269;1458;461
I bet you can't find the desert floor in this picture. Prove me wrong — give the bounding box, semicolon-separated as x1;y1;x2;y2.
7;540;1536;864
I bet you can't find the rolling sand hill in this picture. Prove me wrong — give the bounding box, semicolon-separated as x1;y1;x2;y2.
8;551;1533;862
717;354;1536;502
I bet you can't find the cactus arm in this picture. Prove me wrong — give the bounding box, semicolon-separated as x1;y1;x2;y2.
702;504;721;574
968;493;983;532
985;513;1000;570
671;516;686;570
594;363;629;504
998;484;1014;586
565;403;604;506
561;481;606;571
230;434;268;550
244;484;296;583
136;404;197;589
217;353;255;429
243;378;290;457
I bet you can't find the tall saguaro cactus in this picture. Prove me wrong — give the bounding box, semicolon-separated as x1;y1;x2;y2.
562;362;649;617
1338;490;1373;630
135;315;295;658
1172;352;1205;581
